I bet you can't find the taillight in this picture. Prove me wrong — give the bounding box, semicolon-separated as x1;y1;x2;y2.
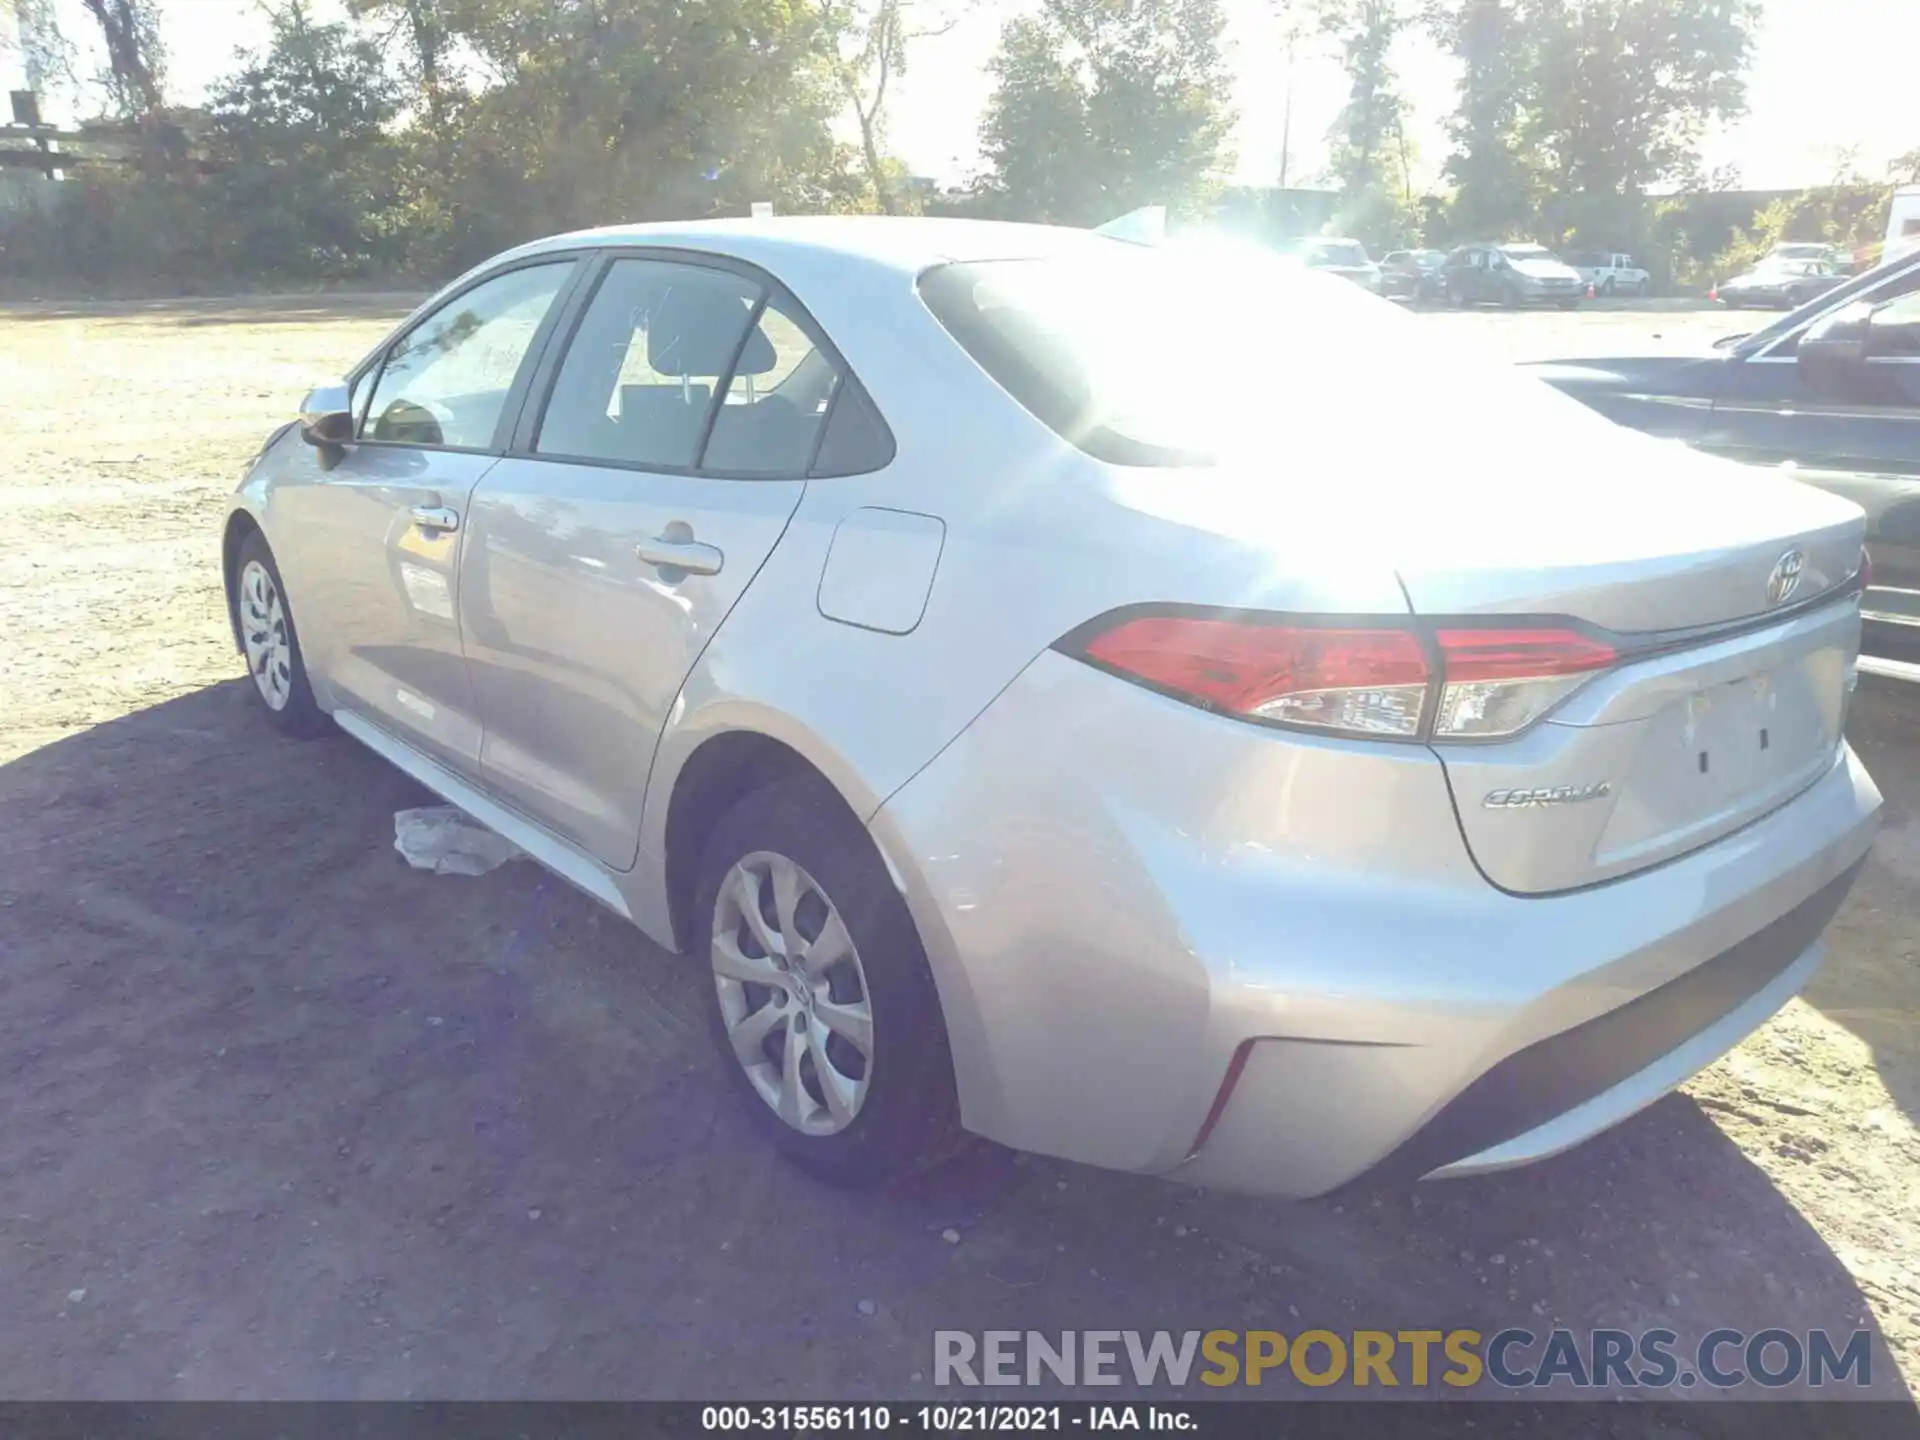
1070;614;1618;742
1433;627;1616;737
1082;618;1430;737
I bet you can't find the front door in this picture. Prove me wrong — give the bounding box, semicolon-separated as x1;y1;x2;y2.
272;260;579;773
1707;274;1920;621
459;255;844;868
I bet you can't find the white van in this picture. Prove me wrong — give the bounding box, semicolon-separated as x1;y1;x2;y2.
1887;185;1920;261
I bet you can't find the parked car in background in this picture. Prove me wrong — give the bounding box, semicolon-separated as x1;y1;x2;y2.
1571;251;1651;296
1380;248;1447;301
1288;236;1384;293
1530;245;1920;649
222;216;1879;1200
1768;242;1846;269
1714;257;1848;310
1443;242;1586;309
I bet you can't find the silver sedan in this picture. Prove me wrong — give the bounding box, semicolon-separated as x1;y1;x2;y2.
223;218;1880;1197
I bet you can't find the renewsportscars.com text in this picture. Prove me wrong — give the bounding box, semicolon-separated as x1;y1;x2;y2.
933;1328;1873;1390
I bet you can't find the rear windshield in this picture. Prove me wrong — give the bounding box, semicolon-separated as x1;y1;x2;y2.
917;244;1417;466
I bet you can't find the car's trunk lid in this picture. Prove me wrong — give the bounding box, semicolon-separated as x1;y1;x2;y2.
1111;316;1866;895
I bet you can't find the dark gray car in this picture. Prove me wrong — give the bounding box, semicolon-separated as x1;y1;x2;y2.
1715;257;1848;311
1530;249;1920;648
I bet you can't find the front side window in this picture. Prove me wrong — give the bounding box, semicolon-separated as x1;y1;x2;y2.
363;262;573;448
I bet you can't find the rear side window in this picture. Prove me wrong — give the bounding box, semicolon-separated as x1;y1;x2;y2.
535;258;760;469
703;293;838;476
810;380;894;476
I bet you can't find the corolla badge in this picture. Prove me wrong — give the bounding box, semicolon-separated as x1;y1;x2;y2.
1483;783;1612;810
1767;549;1806;606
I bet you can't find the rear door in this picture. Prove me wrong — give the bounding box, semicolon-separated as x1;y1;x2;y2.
1706;266;1920;621
457;252;854;869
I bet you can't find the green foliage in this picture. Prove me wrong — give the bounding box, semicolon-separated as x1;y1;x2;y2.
203;3;402;278
1428;0;1536;240
1422;0;1759;261
977;0;1235;226
1310;0;1423;250
1701;163;1898;286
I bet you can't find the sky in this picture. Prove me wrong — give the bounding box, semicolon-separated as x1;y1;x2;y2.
7;0;1917;194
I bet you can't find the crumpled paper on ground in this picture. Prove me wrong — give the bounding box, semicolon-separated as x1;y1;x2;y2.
393;805;526;877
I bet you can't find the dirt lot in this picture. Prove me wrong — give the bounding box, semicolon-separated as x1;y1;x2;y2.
0;296;1916;1406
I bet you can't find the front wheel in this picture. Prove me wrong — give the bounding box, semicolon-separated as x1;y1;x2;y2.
1556;298;1580;311
233;532;329;738
696;776;965;1187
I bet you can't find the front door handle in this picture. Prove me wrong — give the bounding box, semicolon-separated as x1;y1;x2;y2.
636;532;724;577
410;504;460;534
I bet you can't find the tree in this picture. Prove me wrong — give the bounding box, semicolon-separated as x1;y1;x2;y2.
346;0;456;134
1427;0;1536;239
978;0;1234;225
205;0;400;275
820;0;968;215
1314;0;1417;246
78;0;165;116
1521;0;1758;233
397;0;865;264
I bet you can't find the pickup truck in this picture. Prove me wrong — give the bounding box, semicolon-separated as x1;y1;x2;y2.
1570;251;1652;295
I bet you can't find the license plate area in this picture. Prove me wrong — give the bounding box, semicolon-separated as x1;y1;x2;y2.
1594;655;1843;869
1681;671;1810;803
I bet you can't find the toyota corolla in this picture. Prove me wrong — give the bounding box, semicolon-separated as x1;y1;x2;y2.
223;217;1880;1197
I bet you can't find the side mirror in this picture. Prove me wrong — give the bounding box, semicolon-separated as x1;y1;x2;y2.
299;382;355;448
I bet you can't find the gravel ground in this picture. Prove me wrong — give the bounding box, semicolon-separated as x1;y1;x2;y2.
0;295;1914;1409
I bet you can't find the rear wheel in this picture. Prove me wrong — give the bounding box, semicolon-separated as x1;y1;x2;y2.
232;532;328;738
695;776;965;1187
1599;277;1615;296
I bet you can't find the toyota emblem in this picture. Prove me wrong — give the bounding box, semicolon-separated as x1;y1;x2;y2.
1766;549;1805;605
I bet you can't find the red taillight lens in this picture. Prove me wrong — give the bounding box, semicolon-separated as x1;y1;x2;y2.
1074;615;1619;741
1082;618;1431;737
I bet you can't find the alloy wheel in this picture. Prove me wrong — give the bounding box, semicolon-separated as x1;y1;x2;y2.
710;851;875;1136
238;559;294;712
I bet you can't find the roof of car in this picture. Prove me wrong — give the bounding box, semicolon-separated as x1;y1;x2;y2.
515;215;1113;274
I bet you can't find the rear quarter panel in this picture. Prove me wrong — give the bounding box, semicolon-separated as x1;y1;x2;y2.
629;247;1408;937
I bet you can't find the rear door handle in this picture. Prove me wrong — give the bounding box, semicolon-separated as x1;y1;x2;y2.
636;534;724;577
410;504;460;534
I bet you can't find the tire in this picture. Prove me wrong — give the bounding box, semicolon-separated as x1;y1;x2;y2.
1556;298;1580;311
1599;277;1615;297
1447;283;1467;310
232;531;329;738
694;775;966;1187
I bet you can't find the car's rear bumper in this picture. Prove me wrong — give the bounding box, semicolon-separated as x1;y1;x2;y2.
872;652;1880;1198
